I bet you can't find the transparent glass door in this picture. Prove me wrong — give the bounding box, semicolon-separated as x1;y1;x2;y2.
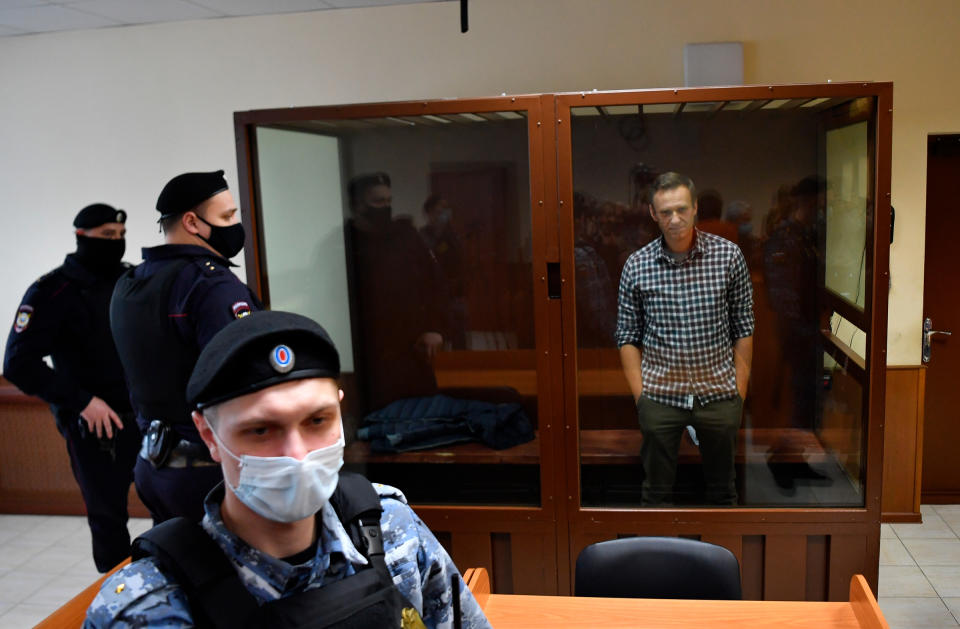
560;93;877;508
251;105;543;506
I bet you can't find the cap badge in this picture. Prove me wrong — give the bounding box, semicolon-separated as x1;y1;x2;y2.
269;344;294;374
116;210;126;223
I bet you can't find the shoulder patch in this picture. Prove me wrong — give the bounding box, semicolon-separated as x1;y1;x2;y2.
14;305;33;333
232;301;251;319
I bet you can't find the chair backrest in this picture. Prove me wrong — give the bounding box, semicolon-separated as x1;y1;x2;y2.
575;537;742;600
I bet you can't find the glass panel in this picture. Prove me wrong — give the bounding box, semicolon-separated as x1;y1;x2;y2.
255;111;538;506
572;97;872;508
825;121;869;308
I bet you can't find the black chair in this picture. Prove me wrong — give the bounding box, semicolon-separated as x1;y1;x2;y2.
575;536;742;600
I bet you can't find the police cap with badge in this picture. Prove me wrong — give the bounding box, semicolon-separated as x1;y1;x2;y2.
157;170;229;221
74;203;127;228
187;310;340;410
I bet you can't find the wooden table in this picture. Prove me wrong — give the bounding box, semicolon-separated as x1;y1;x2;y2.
463;568;889;629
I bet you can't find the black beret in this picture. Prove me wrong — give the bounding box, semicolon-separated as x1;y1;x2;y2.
187;311;340;410
156;170;229;219
347;172;391;204
74;203;126;229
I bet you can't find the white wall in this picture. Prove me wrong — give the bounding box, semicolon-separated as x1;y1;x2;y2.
2;0;957;365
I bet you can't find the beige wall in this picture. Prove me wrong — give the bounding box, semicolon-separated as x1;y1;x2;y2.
1;0;955;364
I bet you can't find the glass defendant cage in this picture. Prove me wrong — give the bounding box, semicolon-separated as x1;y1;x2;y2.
234;81;892;599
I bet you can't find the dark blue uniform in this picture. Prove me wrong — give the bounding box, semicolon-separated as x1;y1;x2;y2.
110;244;260;524
3;253;141;572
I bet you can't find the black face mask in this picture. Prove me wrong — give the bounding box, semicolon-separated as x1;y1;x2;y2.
362;204;393;226
196;216;245;259
75;235;125;271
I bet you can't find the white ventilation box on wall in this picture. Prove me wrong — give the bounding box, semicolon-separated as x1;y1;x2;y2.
684;42;744;87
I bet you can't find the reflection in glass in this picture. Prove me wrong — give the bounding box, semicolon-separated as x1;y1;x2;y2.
254;113;539;506
572;99;872;508
825;121;869;308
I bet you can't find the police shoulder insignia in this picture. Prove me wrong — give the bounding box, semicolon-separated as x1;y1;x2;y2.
14;305;33;333
232;301;251;319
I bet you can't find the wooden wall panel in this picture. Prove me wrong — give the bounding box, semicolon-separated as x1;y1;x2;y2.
491;533;514;593
0;391;147;517
741;535;765;600
882;367;924;522
828;535;867;601
764;535;807;601
510;531;556;595
805;535;828;601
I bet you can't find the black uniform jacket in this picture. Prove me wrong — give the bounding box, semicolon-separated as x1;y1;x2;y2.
4;253;132;415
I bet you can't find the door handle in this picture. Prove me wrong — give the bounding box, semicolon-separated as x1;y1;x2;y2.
922;317;952;363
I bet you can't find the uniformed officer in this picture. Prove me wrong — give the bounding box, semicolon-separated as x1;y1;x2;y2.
85;311;492;629
109;170;261;524
3;203;141;572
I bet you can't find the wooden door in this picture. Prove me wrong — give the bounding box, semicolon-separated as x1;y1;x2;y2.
921;134;960;503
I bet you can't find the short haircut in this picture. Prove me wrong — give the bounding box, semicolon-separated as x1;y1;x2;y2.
348;172;391;206
649;172;697;206
159;214;180;234
159;202;209;234
423;194;444;214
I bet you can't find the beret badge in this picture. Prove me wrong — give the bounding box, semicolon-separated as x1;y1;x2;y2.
269;345;295;374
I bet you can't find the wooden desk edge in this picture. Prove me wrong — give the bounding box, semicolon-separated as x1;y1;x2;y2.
36;557;130;629
849;574;890;629
464;566;491;609
470;574;888;629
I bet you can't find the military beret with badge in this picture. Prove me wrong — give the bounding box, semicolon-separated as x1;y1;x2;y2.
187;311;340;410
157;170;229;221
74;203;126;229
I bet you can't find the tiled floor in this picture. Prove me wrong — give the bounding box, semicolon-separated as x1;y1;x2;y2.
0;507;958;627
0;514;152;628
880;504;960;628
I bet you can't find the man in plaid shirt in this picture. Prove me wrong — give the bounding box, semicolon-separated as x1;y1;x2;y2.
616;172;754;505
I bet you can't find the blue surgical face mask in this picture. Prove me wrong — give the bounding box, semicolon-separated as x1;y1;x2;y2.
208;420;344;523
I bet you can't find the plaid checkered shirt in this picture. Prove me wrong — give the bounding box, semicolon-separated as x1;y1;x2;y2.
615;229;754;409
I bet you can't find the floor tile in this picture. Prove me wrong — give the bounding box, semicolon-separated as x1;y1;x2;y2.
0;541;55;571
877;596;959;628
0;602;57;629
0;571;49;604
64;554;100;578
880;565;939;597
23;572;104;607
923;505;939;516
944;598;960;623
0;515;52;532
924;567;960;599
19;543;88;576
883;537;919;566
883;523;897;539
904;539;960;566
939;511;960;537
895;513;960;539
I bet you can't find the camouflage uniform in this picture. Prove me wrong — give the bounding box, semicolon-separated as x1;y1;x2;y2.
85;483;492;629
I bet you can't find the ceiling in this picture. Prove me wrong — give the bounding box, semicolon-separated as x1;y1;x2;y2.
0;0;449;37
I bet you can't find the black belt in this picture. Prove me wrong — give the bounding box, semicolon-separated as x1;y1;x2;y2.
166;439;217;468
142;429;217;469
